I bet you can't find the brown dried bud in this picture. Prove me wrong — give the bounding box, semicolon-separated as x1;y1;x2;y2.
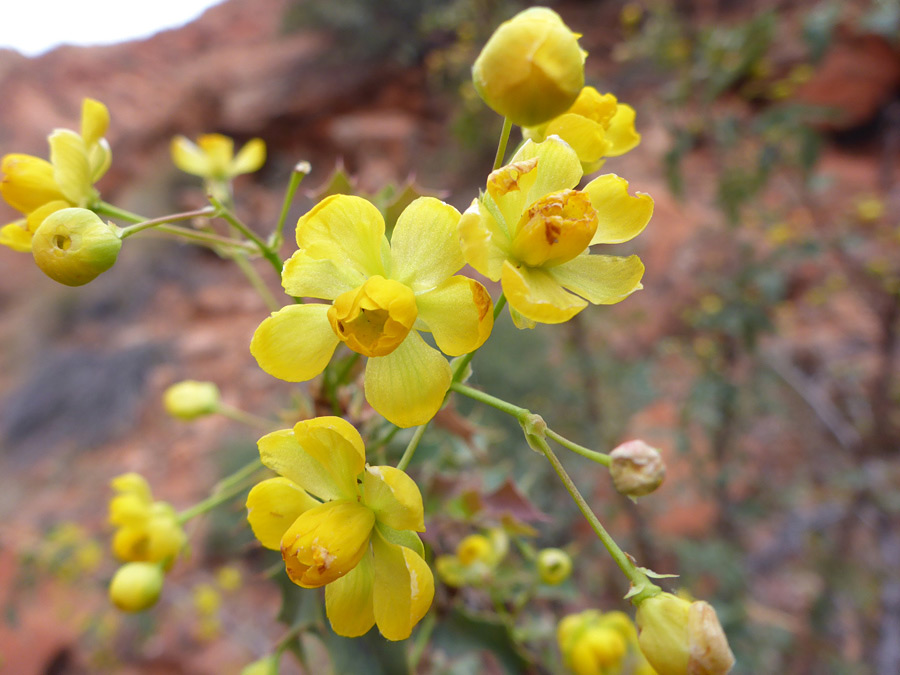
609;440;665;497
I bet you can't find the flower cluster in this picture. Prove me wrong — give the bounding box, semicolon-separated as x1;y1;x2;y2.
558;610;655;675
435;529;508;588
246;416;433;640
108;473;185;565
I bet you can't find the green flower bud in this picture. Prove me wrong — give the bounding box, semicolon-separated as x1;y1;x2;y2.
537;547;572;585
31;208;121;286
163;380;221;420
635;593;735;675
472;7;585;127
109;562;164;612
609;440;666;497
241;655;280;675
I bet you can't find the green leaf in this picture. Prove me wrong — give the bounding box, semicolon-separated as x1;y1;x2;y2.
319;621;410;675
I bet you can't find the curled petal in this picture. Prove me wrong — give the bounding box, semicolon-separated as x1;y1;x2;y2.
604;104;641;157
80;98;110;148
458;199;509;281
250;303;339;382
364;331;451;428
293;417;367;499
416;276;493;356
49;130;93;206
390;197;463;292
1;154;67;214
510;137;583;206
257;429;345;502
231;138;267;175
246;477;319;550
0;220;32;252
542;113;609;166
501;260;586;325
363;465;425;532
550;253;645;305
583;174;653;245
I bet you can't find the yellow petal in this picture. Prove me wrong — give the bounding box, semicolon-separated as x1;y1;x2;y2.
246;477;319;550
89;138;112;182
250;303;339;382
415;276;493;356
0;154;67;213
281;500;374;588
26;199;68;233
170;136;211;177
257;429;345;502
390;197;463;292
372;530;434;641
326;550;376;637
583;174;653;245
363;465;425;532
296;194;388;278
197;133;235;177
486;158;538;234
543;113;610;166
281;249;366;300
293;417;366;499
80;98;110;148
549;254;644;305
230;138;266;175
49;130;92;206
458;199;510;281
604;104;641;157
364;331;451;428
567;87;618;125
0;220;32;252
510;137;583;206
501;260;587;325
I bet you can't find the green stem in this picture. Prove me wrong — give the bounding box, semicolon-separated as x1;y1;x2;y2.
208;194;284;276
533;435;658;600
95;201;144;224
409;611;437;672
493;117;513;171
396;424;428;471
271;162;311;249
118;206;216;238
231;253;280;311
216;403;278;431
545;429;610;466
177;458;263;523
152;224;256;251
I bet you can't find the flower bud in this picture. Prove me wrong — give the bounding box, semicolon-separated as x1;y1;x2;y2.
31;208;121;286
609;440;665;497
635;593;735;675
241;656;280;675
472;7;585;127
537;547;572;585
163;380;221;420
109;562;164;612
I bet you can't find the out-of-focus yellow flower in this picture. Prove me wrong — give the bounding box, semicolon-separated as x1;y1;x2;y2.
558;609;652;675
109;562;164;612
472;7;585;126
251;196;494;428
855;195;885;223
459;137;652;328
1;98;111;252
108;473;186;565
537;547;573;585
523;87;641;174
30;208;121;286
163;380;221;420
171;133;266;181
193;583;222;616
635;593;734;675
246;416;433;641
241;656;280;675
436;530;508;588
216;565;243;592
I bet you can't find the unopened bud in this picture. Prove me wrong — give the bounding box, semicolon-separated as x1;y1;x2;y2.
472;7;585;126
31;208;121;286
537;547;572;585
635;592;735;675
609;440;665;497
163;380;220;420
109;562;164;612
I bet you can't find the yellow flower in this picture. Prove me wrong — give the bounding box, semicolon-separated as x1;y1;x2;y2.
558;609;650;675
436;530;507;588
108;472;186;565
109;562;165;612
459;137;652;328
0;98;111;252
473;7;585;126
163;380;221;420
635;593;735;675
171;133;266;181
251;195;494;428
537;547;573;585
523;86;642;175
245;416;434;641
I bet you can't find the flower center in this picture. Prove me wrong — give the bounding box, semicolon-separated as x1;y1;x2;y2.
328;276;418;358
510;189;598;267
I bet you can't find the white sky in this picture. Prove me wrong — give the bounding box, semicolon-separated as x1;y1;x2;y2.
2;0;225;56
